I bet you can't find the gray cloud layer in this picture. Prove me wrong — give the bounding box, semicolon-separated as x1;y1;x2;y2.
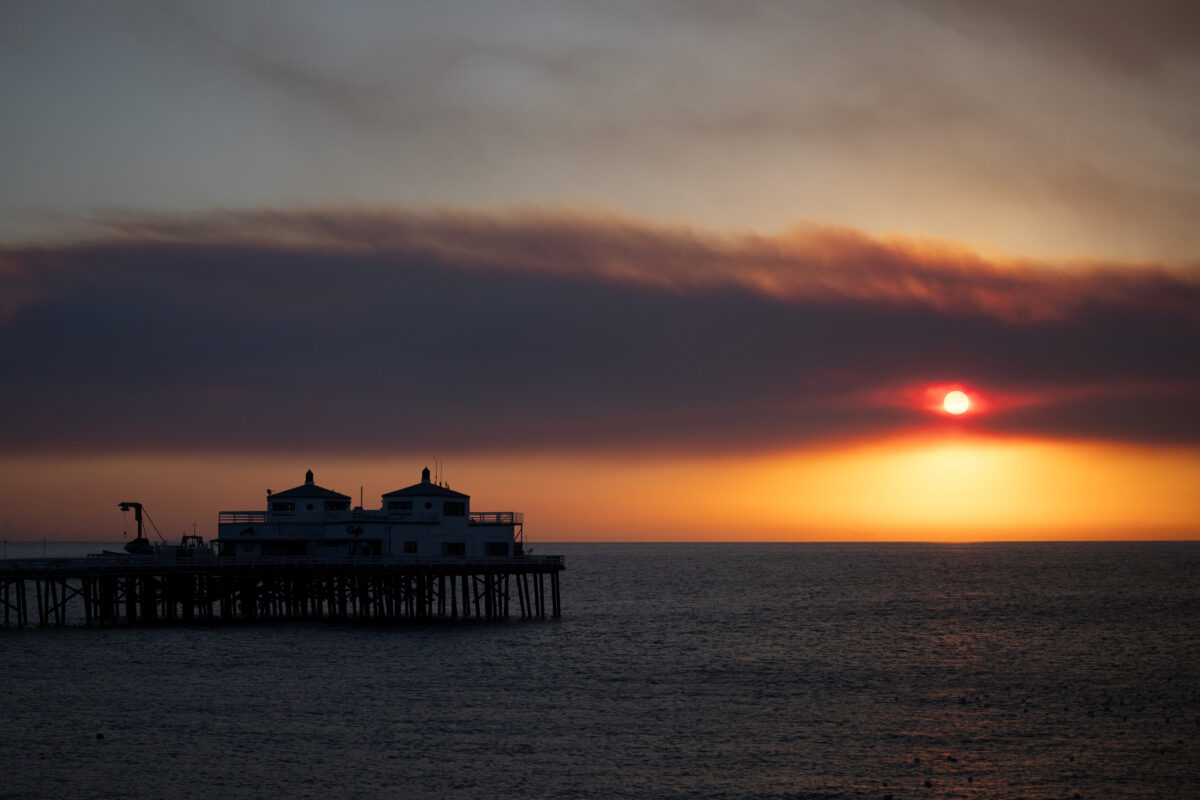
3;1;1198;260
1;210;1196;455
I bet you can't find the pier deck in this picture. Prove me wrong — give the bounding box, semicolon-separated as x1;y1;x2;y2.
0;555;563;627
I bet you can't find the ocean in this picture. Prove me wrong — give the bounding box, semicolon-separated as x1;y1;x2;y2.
1;542;1197;799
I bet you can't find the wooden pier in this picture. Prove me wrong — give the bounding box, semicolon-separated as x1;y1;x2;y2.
0;555;563;627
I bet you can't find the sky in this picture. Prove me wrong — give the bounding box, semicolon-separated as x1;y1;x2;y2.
1;1;1198;541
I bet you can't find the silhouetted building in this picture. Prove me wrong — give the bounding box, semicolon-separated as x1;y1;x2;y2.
217;468;523;558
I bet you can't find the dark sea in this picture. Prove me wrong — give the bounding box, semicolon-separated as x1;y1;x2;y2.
2;542;1198;799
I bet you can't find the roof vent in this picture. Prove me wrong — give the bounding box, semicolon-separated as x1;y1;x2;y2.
305;469;314;485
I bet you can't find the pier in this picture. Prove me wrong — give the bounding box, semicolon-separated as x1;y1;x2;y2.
0;555;564;627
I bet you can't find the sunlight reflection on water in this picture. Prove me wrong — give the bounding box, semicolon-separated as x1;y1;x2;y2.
1;541;1197;799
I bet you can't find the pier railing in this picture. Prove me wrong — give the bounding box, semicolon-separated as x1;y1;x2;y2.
469;512;523;525
0;553;564;574
218;511;525;525
218;511;267;524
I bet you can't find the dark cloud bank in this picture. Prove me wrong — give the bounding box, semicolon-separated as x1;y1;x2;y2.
1;210;1197;454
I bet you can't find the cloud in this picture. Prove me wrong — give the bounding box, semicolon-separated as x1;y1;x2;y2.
4;2;1198;262
0;209;1197;455
903;0;1200;78
89;207;1200;322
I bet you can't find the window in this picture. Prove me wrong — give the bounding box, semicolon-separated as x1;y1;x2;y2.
441;542;466;557
272;502;294;513
325;500;349;511
484;542;509;557
305;503;314;511
443;501;466;517
388;500;413;511
403;541;418;554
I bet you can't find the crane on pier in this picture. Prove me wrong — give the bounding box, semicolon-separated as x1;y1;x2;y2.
118;502;165;555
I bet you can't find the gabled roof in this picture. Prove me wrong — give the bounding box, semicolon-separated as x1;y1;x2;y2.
383;483;468;499
383;467;468;499
268;470;351;501
271;484;351;501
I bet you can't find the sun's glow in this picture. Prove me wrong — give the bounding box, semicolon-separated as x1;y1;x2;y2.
1;442;1200;540
943;390;970;414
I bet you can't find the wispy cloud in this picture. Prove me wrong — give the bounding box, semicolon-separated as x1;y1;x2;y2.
87;207;1200;322
5;2;1198;259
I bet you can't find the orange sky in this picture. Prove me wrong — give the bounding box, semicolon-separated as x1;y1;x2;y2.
4;434;1197;542
2;214;1197;542
2;5;1197;543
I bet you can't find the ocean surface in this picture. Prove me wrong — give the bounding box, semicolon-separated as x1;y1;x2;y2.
1;542;1197;799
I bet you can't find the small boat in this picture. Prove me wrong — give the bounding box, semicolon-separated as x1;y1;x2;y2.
93;503;214;561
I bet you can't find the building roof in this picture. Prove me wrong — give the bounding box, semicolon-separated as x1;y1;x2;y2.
382;483;469;499
268;469;352;501
382;466;469;499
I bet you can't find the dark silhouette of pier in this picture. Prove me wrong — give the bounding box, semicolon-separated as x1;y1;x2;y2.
0;555;563;627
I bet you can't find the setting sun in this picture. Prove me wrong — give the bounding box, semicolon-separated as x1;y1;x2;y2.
944;390;970;415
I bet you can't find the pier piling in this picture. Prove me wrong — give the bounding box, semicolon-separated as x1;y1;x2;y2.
0;556;563;628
